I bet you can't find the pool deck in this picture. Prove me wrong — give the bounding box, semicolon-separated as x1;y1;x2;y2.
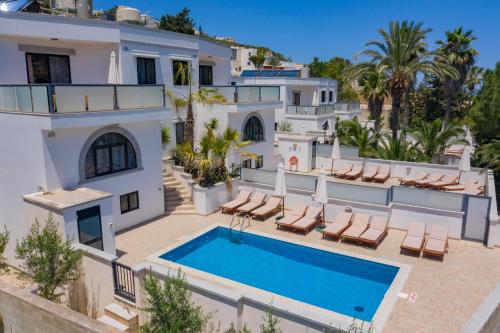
115;212;500;333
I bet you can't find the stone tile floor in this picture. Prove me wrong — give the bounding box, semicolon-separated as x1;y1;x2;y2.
115;212;500;333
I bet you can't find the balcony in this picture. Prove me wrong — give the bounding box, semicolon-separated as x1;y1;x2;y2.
286;102;360;116
202;86;280;104
0;84;165;114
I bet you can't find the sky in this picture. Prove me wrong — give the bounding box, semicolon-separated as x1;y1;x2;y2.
93;0;500;69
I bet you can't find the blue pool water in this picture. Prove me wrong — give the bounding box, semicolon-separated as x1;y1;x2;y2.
160;227;398;321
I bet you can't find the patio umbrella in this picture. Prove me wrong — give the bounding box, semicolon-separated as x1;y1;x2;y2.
458;147;471;182
330;137;340;175
107;51;121;84
314;166;328;225
274;161;287;215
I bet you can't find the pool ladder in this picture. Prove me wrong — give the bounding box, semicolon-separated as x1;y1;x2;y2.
229;212;251;243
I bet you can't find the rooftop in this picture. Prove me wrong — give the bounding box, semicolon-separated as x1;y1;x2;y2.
23;187;111;211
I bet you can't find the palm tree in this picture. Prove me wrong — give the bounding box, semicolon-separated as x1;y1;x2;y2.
465;66;484;93
346;64;388;131
377;132;419;161
437;27;478;126
412;119;466;163
169;62;226;148
337;119;379;157
356;21;459;139
267;55;281;69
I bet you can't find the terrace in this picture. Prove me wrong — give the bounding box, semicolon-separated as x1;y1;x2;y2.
113;211;500;333
286;102;360;116
205;85;281;104
0;84;165;114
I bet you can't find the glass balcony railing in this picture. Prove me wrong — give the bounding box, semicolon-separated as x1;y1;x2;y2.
286;102;360;115
0;84;165;114
202;86;280;103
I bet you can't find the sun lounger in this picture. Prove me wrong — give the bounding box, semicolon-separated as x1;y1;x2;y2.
442;179;479;191
361;166;378;182
322;211;353;239
250;196;282;220
373;165;391;183
423;224;449;260
400;172;429;186
428;175;459;189
220;191;251;213
334;164;353;178
288;205;323;234
359;216;389;246
445;144;465;156
341;213;370;242
276;205;307;229
344;165;363;180
458;185;485;196
414;173;444;187
236;192;267;214
400;222;426;254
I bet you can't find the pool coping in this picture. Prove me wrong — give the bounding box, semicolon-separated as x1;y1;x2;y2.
140;223;412;332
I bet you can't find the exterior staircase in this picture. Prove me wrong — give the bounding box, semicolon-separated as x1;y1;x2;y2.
97;303;138;333
163;171;197;215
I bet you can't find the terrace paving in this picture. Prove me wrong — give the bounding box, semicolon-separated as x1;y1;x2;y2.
115;212;500;333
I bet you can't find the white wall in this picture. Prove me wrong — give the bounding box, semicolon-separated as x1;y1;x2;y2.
43;121;165;232
195;104;277;171
0;113;50;263
0;36;118;84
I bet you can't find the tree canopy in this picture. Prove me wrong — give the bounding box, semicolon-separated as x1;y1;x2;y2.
158;7;195;35
471;62;500;144
308;57;358;101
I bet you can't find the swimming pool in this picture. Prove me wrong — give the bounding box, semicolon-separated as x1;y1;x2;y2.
160;227;399;322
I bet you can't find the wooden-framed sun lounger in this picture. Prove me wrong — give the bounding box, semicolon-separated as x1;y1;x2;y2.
235;192;267;214
359;216;389;246
322;211;353;240
344;165;363;180
373;165;391;183
334;164;353;178
220;191;251;213
400;172;429;186
428;175;459;189
288;205;323;234
414;173;444;188
250;196;282;220
400;222;426;254
423;224;449;260
442;179;480;191
361;166;378;182
276;205;307;229
341;213;370;242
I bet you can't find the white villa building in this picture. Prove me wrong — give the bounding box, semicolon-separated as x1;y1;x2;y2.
235;74;361;138
0;11;280;263
230;45;257;75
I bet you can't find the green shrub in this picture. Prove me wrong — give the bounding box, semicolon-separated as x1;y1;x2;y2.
15;213;81;302
260;304;282;333
0;225;10;267
141;269;208;333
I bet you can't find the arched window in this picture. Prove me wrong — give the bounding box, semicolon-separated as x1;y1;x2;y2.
243;116;264;142
85;133;137;179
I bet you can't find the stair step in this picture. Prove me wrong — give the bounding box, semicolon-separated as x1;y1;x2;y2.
165;209;199;215
97;315;129;332
104;303;138;328
173;204;196;211
163;180;181;186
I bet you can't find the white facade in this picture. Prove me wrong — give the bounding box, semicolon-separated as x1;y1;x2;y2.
231;46;257;75
0;11;275;264
235;77;344;135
